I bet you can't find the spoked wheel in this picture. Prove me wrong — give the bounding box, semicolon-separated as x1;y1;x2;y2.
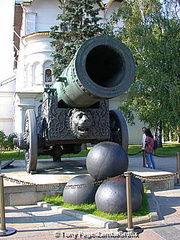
24;109;38;173
109;109;129;152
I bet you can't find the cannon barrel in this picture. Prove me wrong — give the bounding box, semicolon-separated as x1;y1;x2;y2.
53;35;135;107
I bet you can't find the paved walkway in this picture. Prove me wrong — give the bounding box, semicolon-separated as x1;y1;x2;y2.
2;186;180;240
1;155;180;240
137;185;180;240
129;154;178;173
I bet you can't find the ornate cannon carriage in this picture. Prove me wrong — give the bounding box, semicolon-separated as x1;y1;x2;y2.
14;36;135;173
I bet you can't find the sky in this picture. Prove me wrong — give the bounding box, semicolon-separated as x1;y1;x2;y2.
0;0;15;82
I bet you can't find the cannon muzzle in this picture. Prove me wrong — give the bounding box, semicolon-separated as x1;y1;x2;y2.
53;35;135;107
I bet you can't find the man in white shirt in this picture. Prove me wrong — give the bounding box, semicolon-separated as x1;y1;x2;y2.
142;127;148;167
142;127;147;150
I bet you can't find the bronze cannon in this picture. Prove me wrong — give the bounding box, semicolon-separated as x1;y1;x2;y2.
14;35;135;173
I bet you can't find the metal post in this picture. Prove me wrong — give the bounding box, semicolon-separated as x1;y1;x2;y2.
124;172;143;235
142;150;146;167
177;152;180;185
0;175;6;233
124;171;133;231
0;174;16;237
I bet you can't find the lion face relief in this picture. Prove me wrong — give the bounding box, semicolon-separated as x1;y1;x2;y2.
69;109;93;138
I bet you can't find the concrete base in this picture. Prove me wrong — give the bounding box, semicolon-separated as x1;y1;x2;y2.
129;168;175;191
3;158;87;206
2;157;175;206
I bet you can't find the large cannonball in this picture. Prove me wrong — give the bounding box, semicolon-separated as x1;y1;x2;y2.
131;176;144;196
95;176;142;213
63;175;98;205
86;141;128;180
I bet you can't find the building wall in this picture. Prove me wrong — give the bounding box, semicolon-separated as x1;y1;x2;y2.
0;1;15;136
0;91;15;135
0;77;15;135
23;0;61;34
14;0;61;133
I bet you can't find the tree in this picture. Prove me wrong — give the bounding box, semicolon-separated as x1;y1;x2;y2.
50;0;105;78
112;0;180;143
0;131;6;149
7;133;17;150
0;131;16;150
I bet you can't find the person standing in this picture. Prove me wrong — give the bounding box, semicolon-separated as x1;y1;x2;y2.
144;128;156;169
142;127;147;167
142;127;146;150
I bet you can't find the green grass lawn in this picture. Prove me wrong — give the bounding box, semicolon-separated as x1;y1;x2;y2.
154;143;180;156
44;192;149;221
127;143;180;156
0;143;179;161
0;150;25;161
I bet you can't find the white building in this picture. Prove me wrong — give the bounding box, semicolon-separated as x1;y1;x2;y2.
0;0;143;144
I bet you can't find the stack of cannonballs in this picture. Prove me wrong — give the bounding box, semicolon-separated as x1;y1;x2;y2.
63;141;143;213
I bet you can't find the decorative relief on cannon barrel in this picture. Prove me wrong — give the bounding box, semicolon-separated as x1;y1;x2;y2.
37;96;49;140
39;94;68;139
37;91;110;141
49;111;67;138
47;105;110;141
89;100;110;138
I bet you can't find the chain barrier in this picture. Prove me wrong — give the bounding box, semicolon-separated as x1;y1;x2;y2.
2;175;64;189
1;151;179;188
63;174;126;189
3;175;34;186
127;150;142;156
2;174;123;189
132;172;179;182
153;153;177;157
128;149;177;158
2;170;180;189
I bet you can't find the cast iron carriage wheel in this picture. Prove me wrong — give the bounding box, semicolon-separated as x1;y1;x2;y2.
109;109;128;152
24;109;38;173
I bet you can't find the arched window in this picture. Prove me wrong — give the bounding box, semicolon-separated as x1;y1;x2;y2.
43;61;53;85
45;69;52;83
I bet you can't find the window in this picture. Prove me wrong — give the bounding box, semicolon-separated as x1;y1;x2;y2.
45;69;52;83
43;61;53;85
